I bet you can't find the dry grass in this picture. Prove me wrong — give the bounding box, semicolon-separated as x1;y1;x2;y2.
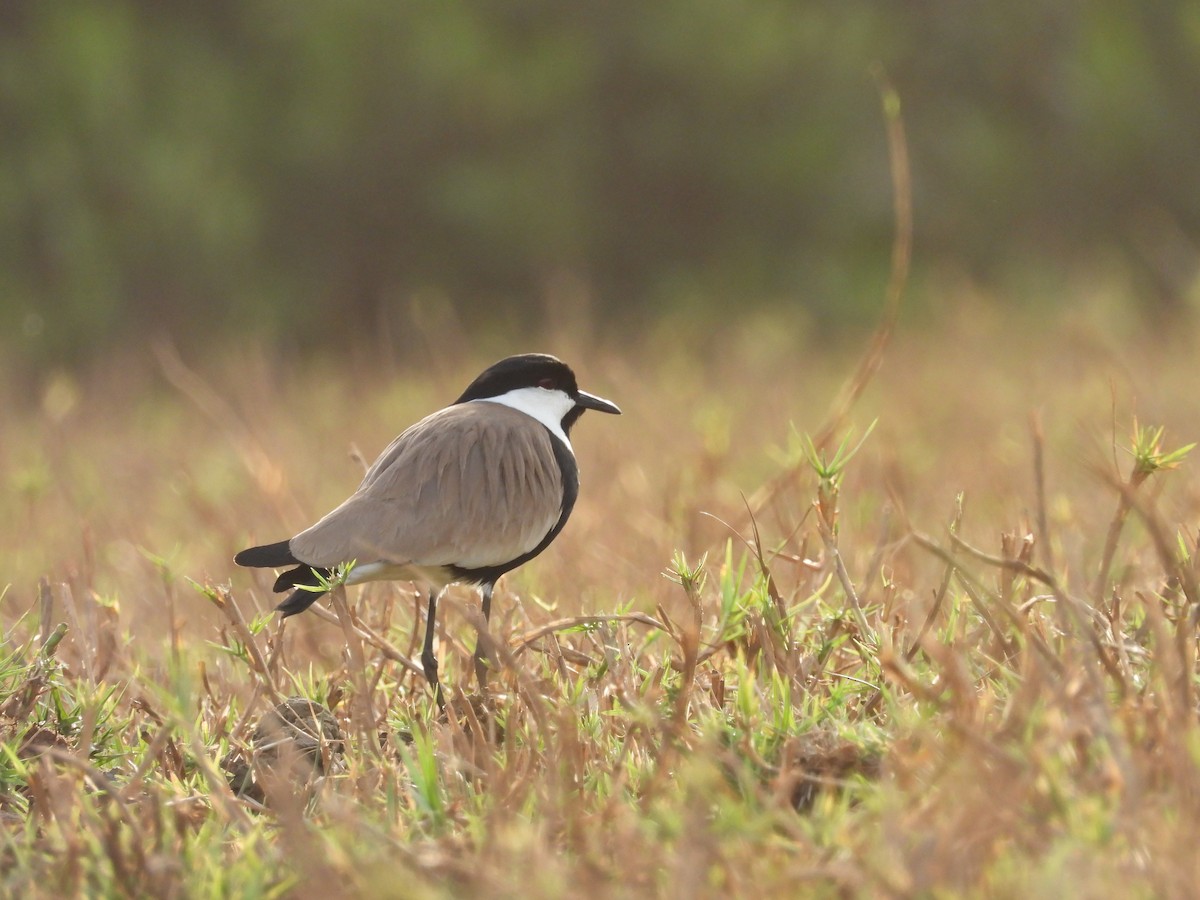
5;305;1200;897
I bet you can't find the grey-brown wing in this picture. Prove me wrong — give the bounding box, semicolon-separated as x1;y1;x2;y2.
289;404;564;570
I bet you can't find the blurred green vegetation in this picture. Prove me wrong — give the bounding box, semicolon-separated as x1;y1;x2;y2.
2;1;1198;365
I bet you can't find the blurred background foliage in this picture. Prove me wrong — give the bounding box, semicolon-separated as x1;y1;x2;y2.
2;0;1199;367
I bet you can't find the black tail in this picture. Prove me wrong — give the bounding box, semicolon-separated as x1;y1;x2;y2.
269;564;329;617
235;539;329;618
275;584;327;617
234;540;298;568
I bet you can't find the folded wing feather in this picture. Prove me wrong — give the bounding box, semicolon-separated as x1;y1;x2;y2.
289;404;565;571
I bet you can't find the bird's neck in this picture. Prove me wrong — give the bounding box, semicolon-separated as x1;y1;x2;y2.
471;388;574;449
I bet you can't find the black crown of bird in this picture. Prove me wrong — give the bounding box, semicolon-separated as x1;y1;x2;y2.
234;353;621;706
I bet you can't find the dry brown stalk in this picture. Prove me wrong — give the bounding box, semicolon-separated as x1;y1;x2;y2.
741;69;911;525
329;584;383;758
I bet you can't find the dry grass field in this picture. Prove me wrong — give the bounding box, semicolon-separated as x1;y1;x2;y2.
5;302;1200;897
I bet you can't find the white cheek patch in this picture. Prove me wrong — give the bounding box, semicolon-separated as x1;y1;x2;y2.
473;388;574;449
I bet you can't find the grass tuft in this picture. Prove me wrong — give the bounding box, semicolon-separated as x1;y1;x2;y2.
5;319;1200;895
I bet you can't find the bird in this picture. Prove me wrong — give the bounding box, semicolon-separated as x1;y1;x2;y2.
234;353;621;708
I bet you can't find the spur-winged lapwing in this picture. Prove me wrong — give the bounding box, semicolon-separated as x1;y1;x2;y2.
234;353;620;707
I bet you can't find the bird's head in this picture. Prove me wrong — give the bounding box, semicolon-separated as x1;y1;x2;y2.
456;353;621;436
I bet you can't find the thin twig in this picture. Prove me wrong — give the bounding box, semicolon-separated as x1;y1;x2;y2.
1030;412;1056;573
809;67;911;454
1093;465;1199;610
856;506;895;608
215;586;277;694
740;68;911;523
946;532;1060;590
815;512;874;641
329;585;383;758
307;603;424;677
910;530;1064;672
903;499;962;662
511;613;666;656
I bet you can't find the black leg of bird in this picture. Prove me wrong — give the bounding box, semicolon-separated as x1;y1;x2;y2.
421;588;445;712
472;582;495;690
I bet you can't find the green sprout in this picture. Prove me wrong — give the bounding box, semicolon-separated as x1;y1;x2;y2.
1125;419;1195;482
800;420;877;532
301;560;358;592
801;420;878;490
664;551;707;596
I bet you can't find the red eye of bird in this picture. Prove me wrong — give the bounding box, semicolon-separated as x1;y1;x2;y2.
537;377;555;390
